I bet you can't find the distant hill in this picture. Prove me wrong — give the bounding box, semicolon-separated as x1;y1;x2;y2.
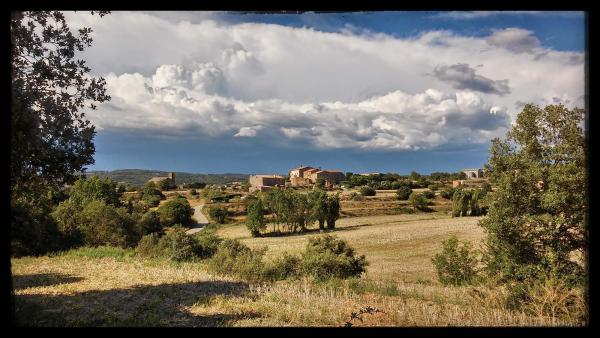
85;169;248;187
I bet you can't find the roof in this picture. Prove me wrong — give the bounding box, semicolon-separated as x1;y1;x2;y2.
463;168;482;171
316;170;343;174
291;166;314;171
250;175;285;179
305;168;320;173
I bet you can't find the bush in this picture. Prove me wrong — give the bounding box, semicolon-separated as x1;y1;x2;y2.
432;235;479;286
422;189;435;199
137;210;162;235
157;226;200;262
208;207;228;224
77;200;136;248
359;186;376;196
395;185;412;200
427;183;443;191
135;232;161;258
157;198;193;227
189;189;198;196
193;232;223;259
440;187;456;199
142;194;161;208
206;239;269;283
264;252;302;280
409;192;428;211
11;196;62;256
51;200;84;248
299;235;368;280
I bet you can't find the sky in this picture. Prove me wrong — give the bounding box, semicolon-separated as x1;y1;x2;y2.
66;11;586;175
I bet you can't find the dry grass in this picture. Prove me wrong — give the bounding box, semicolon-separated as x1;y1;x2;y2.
11;213;585;327
216;213;483;282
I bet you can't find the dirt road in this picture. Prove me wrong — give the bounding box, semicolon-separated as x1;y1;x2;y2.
185;204;209;235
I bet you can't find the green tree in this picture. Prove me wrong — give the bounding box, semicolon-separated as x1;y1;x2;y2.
157;198;193;227
316;177;326;189
409;171;421;181
11;11;110;199
308;190;328;230
208;207;228;224
137;210;162;235
76;200;135;248
68;175;121;207
325;194;341;229
479;104;587;285
246;199;266;237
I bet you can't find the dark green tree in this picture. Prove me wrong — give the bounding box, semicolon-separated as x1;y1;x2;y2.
68;175;121;207
246;199;266;237
479;104;587;284
325;194;341;229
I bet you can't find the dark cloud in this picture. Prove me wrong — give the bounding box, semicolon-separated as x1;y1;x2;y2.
433;63;511;95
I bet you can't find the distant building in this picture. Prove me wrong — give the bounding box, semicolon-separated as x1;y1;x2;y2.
358;172;381;176
249;174;285;193
148;172;176;189
289;165;345;187
463;168;484;179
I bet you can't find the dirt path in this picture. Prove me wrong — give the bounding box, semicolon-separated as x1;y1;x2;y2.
186;204;209;235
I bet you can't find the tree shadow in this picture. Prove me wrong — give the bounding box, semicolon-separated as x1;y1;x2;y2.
12;273;85;290
13;279;261;327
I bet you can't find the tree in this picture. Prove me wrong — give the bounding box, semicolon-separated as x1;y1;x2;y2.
157;179;171;191
409;171;421;181
208;207;228;224
308;190;328;230
68;175;121;207
316;177;326;189
479;104;587;285
137;210;162;236
325;194;341;229
157;198;193;227
246;199;266;237
11;11;110;198
432;235;479;286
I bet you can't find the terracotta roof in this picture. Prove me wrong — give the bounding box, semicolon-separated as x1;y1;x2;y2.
250;175;285;179
291;166;314;171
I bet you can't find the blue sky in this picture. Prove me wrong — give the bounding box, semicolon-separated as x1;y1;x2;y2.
71;11;586;174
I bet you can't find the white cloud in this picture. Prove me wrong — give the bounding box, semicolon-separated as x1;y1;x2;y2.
66;11;584;150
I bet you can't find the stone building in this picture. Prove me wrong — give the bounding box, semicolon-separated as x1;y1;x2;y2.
289;165;345;187
463;168;484;179
148;172;176;189
249;174;285;193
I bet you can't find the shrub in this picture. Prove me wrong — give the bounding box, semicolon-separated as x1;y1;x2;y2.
359;186;376;196
51;200;84;248
432;235;479;286
157;198;193;227
409;192;428;211
189;189;198;196
157;226;200;262
206;239;269;283
440;187;456;199
246;199;266;236
77;200;135;248
325;194;341;229
422;189;435;199
137;210;162;235
208;207;228;224
264;252;302;280
427;183;443;191
299;235;368;280
11;196;62;256
142;194;161;208
395;185;412;200
350;192;364;201
134;233;161;258
193;232;223;259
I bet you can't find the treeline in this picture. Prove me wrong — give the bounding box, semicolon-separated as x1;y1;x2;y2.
341;171;466;189
245;188;340;237
86;169;247;188
11;176;194;256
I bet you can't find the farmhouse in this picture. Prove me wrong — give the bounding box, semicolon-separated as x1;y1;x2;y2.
289;165;345;187
463;168;484;179
148;172;176;189
249;174;285;193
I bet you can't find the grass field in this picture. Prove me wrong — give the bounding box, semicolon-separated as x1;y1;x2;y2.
11;212;584;326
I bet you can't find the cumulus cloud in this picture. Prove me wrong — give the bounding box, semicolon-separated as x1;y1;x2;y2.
65;11;584;150
486;28;541;54
433;63;511;95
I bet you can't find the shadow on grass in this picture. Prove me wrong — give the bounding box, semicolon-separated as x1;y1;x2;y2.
12;273;85;290
13;278;260;327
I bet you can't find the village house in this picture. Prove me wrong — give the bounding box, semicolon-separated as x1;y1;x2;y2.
453;168;486;188
463;168;484;179
289;165;345;187
249;174;285;193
